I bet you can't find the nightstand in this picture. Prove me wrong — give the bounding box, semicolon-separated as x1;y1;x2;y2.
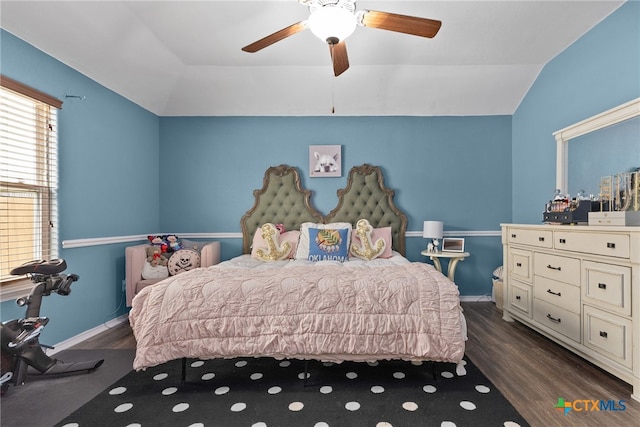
421;250;470;282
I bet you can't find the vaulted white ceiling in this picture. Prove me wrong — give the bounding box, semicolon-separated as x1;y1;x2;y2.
0;1;625;116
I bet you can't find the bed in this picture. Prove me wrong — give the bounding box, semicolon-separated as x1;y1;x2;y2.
129;164;466;371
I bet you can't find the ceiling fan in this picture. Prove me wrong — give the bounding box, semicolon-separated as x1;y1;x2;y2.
241;0;442;77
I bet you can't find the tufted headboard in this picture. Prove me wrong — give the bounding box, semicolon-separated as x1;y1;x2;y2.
241;165;323;254
240;164;408;256
325;164;407;256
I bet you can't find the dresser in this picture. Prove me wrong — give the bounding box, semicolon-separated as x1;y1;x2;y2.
501;224;640;402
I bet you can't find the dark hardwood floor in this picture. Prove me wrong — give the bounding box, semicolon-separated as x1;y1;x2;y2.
73;302;640;427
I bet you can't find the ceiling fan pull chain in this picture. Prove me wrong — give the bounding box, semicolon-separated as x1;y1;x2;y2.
331;78;335;114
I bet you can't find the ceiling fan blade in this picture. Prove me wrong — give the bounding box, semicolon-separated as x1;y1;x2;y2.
242;21;307;53
329;40;349;77
361;10;441;38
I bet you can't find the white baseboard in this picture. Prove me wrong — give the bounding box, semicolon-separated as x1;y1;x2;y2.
48;314;129;355
460;295;494;303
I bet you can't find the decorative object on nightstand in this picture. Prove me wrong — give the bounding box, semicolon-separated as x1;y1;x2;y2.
421;249;470;282
423;220;443;253
442;237;465;252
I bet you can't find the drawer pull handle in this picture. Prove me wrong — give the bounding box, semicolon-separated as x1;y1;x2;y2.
515;295;521;300
546;289;561;297
607;242;616;249
598;283;607;290
511;234;517;239
546;314;561;323
599;331;608;339
538;237;545;242
559;238;566;244
546;264;561;271
516;262;522;267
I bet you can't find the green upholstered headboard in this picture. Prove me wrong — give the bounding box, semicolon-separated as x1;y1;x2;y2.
241;164;408;256
241;165;323;254
325;164;407;256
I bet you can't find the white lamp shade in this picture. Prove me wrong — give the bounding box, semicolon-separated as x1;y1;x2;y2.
423;221;443;239
308;6;357;43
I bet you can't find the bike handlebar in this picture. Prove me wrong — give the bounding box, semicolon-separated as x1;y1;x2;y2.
56;273;79;296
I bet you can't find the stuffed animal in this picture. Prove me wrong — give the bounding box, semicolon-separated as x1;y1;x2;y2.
146;246;168;267
148;235;168;253
165;234;182;252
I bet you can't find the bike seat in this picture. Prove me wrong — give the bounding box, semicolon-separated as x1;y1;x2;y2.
10;259;67;276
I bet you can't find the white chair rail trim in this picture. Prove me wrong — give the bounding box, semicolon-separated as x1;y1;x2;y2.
61;230;500;249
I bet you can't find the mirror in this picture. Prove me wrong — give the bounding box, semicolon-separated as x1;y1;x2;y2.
554;97;640;196
568;115;639;197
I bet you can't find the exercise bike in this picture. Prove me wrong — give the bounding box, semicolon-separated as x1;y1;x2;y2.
0;259;104;395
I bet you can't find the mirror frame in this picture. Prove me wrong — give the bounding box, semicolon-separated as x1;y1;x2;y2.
553;97;640;194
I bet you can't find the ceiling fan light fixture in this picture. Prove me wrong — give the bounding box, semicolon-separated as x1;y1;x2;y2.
308;6;357;44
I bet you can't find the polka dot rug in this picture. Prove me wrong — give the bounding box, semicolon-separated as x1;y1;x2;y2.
55;356;528;427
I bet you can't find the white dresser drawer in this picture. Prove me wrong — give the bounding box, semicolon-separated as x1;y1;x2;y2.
583;305;632;369
533;252;580;286
534;299;581;343
501;223;640;400
509;280;532;317
554;231;629;259
582;261;631;316
507;228;553;248
508;248;532;282
534;276;581;314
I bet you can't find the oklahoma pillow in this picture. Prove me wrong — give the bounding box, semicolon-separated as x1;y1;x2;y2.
295;222;352;262
251;223;299;261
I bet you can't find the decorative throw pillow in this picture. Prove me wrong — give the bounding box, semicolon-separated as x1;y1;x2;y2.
168;249;201;276
351;223;393;259
141;261;169;280
295;222;352;262
180;238;207;253
350;219;388;260
251;223;297;261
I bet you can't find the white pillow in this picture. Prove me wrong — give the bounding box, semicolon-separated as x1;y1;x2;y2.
141;261;169;280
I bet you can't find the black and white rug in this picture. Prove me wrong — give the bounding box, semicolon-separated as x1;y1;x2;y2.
56;356;528;427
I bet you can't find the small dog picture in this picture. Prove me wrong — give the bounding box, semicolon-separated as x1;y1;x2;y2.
309;145;341;177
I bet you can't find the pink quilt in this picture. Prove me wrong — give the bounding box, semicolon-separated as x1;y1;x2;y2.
129;262;465;370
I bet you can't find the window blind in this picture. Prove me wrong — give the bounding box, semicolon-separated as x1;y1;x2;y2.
0;77;61;284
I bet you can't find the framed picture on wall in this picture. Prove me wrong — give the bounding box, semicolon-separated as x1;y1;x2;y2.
309;145;341;177
442;238;465;252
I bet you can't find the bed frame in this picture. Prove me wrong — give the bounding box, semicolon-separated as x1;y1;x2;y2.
240;163;408;256
182;164;411;379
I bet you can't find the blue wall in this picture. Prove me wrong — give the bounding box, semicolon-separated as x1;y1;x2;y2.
512;1;640;223
159;115;512;296
0;30;160;345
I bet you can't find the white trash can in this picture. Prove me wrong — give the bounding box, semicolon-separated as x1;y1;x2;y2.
492;266;504;311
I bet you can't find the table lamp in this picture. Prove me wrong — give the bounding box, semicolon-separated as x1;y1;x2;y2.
423;221;443;253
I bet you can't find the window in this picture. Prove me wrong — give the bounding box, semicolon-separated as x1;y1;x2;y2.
0;76;62;288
